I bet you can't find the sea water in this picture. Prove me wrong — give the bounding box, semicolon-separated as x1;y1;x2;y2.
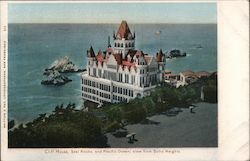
8;23;217;123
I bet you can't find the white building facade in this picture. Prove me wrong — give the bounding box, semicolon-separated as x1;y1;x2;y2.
81;21;165;104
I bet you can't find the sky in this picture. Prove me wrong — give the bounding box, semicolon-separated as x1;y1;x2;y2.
9;3;216;24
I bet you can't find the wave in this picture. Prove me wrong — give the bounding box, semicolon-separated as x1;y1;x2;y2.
24;69;41;77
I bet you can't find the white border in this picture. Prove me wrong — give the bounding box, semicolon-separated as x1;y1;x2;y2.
1;1;249;161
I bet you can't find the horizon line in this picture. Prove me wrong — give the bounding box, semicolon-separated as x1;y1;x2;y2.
8;22;217;25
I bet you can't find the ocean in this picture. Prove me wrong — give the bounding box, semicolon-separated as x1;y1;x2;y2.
8;23;217;123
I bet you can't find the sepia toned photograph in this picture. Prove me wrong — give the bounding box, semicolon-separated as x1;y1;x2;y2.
6;2;218;148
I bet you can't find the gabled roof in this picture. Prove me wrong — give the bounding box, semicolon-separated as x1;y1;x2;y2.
96;50;105;62
106;47;114;54
116;21;133;40
122;60;135;68
126;49;138;58
135;50;144;58
113;53;122;65
144;56;152;65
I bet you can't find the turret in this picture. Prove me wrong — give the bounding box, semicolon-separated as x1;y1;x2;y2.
87;46;95;58
113;21;135;59
86;46;96;75
156;49;165;82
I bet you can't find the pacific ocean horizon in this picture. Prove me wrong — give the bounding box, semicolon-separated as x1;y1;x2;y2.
8;23;217;123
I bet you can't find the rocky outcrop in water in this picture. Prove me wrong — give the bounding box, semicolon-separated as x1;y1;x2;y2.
41;70;72;86
45;56;84;73
42;56;85;86
166;49;186;59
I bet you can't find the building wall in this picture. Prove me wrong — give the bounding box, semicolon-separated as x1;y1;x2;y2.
82;72;156;104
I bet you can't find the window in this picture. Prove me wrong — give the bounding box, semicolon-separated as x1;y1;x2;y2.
98;69;101;77
119;73;123;82
93;68;96;76
131;76;135;84
121;43;123;47
125;74;129;83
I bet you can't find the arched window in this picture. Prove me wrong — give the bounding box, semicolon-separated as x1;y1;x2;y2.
121;43;123;47
118;43;120;47
115;43;117;47
132;42;134;47
129;43;131;47
125;43;128;47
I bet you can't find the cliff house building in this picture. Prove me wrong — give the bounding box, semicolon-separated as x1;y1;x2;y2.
81;21;165;104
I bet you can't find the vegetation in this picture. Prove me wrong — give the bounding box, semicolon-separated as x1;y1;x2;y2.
9;73;217;147
9;103;108;148
101;73;217;125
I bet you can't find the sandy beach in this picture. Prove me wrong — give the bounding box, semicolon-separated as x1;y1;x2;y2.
107;102;217;147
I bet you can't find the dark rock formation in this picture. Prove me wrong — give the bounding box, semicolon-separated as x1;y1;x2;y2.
42;56;86;86
8;120;15;130
166;49;186;59
41;70;72;86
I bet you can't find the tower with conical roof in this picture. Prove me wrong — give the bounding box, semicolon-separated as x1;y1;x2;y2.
113;20;135;58
86;46;96;75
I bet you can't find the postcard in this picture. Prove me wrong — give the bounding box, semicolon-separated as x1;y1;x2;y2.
0;1;249;161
